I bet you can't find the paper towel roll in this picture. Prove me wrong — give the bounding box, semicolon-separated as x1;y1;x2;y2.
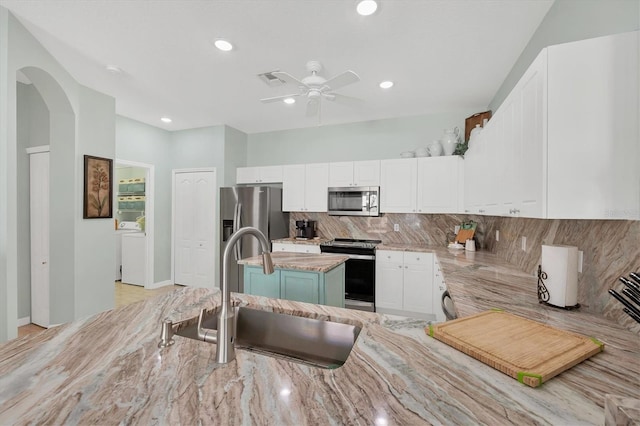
541;245;578;308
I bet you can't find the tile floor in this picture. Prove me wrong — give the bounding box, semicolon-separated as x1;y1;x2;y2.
17;282;183;338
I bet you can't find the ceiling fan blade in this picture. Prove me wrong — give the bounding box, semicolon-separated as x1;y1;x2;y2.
306;99;319;117
260;94;301;103
323;70;360;91
324;93;363;107
271;71;310;88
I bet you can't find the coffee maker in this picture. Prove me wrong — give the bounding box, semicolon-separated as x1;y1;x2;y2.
295;220;316;239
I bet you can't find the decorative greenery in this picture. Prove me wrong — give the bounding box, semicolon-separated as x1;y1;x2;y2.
453;140;469;157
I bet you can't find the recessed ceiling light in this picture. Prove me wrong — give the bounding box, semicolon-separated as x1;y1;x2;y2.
214;39;234;52
356;0;378;16
105;65;122;74
160;117;172;123
283;97;296;104
379;80;394;89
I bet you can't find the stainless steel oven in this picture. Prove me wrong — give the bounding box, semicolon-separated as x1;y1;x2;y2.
320;238;381;312
327;186;379;217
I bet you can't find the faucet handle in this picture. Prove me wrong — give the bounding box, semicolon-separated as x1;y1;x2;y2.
158;319;174;348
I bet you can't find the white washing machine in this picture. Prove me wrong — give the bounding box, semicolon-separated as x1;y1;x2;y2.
115;221;142;281
122;232;147;286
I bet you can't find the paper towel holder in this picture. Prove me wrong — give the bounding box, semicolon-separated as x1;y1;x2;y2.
537;264;580;310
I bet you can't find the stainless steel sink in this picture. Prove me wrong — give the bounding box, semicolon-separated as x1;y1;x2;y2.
175;306;361;369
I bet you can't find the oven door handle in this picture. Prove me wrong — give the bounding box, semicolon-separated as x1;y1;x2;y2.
341;254;375;260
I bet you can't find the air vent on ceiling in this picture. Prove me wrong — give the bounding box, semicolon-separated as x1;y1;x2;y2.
257;70;285;86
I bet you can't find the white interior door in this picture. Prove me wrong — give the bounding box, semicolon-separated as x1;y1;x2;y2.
173;169;216;288
29;150;50;327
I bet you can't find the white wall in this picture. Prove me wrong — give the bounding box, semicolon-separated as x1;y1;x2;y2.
0;8;116;341
489;0;640;111
115;116;172;283
246;110;477;166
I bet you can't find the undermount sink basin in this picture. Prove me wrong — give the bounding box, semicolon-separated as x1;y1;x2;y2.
175;306;361;369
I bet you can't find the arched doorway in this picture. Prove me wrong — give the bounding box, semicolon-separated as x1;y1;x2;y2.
17;66;76;329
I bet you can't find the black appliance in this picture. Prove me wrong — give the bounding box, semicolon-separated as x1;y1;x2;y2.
320;238;381;312
295;220;316;239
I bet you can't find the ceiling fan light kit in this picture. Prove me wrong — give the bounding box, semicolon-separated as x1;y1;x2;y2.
260;60;361;118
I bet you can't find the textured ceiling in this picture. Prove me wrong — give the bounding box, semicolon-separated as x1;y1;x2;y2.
1;0;554;133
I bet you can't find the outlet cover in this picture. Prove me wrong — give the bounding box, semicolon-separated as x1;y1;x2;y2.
521;236;527;251
393;224;400;232
496;230;500;242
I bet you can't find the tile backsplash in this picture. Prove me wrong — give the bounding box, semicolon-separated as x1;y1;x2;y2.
290;212;639;333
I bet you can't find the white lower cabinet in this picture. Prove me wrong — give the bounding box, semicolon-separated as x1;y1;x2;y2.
272;242;321;254
375;250;434;319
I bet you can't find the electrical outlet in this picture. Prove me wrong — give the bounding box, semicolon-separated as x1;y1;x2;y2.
496;230;500;242
578;250;583;273
454;225;460;234
521;236;527;251
393;224;400;232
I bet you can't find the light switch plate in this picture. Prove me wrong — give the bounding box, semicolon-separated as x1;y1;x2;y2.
393;224;400;232
521;236;527;251
578;250;583;273
496;230;500;242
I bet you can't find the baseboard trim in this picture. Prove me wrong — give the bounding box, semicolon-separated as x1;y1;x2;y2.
147;280;173;290
17;316;31;327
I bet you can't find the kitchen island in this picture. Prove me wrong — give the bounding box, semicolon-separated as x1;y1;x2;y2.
0;249;638;424
239;251;348;307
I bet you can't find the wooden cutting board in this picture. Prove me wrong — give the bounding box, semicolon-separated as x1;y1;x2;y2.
426;310;604;387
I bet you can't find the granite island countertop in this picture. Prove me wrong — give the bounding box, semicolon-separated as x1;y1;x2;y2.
0;249;638;424
238;251;348;273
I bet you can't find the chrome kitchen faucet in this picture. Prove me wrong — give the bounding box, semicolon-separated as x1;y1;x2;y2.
205;226;274;364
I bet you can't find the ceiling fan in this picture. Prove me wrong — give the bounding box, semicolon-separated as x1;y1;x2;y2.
260;60;361;117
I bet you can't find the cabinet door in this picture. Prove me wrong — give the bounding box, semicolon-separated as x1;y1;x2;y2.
282;165;306;211
304;163;329;212
281;270;320;304
328;162;354;187
518;49;547;218
236;167;260;184
547;32;639;219
402;252;433;314
498;93;520;216
380;159;417;213
244;267;281;298
375;251;404;310
353;160;380;186
259;165;283;183
416;157;463;213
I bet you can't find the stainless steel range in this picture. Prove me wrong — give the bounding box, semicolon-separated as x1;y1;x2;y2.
320;238;381;312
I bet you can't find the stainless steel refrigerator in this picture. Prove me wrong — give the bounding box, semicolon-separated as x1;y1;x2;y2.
220;186;289;293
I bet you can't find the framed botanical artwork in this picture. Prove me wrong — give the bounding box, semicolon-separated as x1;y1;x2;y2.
83;155;113;219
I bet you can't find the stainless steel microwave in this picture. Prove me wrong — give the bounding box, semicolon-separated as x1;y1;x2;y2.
327;186;379;217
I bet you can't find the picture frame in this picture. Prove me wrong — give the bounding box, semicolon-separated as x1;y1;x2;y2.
83;155;113;219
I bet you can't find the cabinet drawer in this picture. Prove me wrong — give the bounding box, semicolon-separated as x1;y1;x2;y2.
272;243;295;252
403;251;432;266
376;250;403;263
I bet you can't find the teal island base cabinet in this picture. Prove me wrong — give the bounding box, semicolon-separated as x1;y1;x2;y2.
244;263;345;307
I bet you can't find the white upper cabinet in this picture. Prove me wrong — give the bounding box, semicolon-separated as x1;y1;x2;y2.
329;160;380;187
416;156;464;214
382;157;465;214
236;165;283;184
282;163;329;212
380;158;418;213
466;31;639;220
546;31;639;219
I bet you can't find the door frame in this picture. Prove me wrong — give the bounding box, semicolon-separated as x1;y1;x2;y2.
115;159;155;289
171;168;217;287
